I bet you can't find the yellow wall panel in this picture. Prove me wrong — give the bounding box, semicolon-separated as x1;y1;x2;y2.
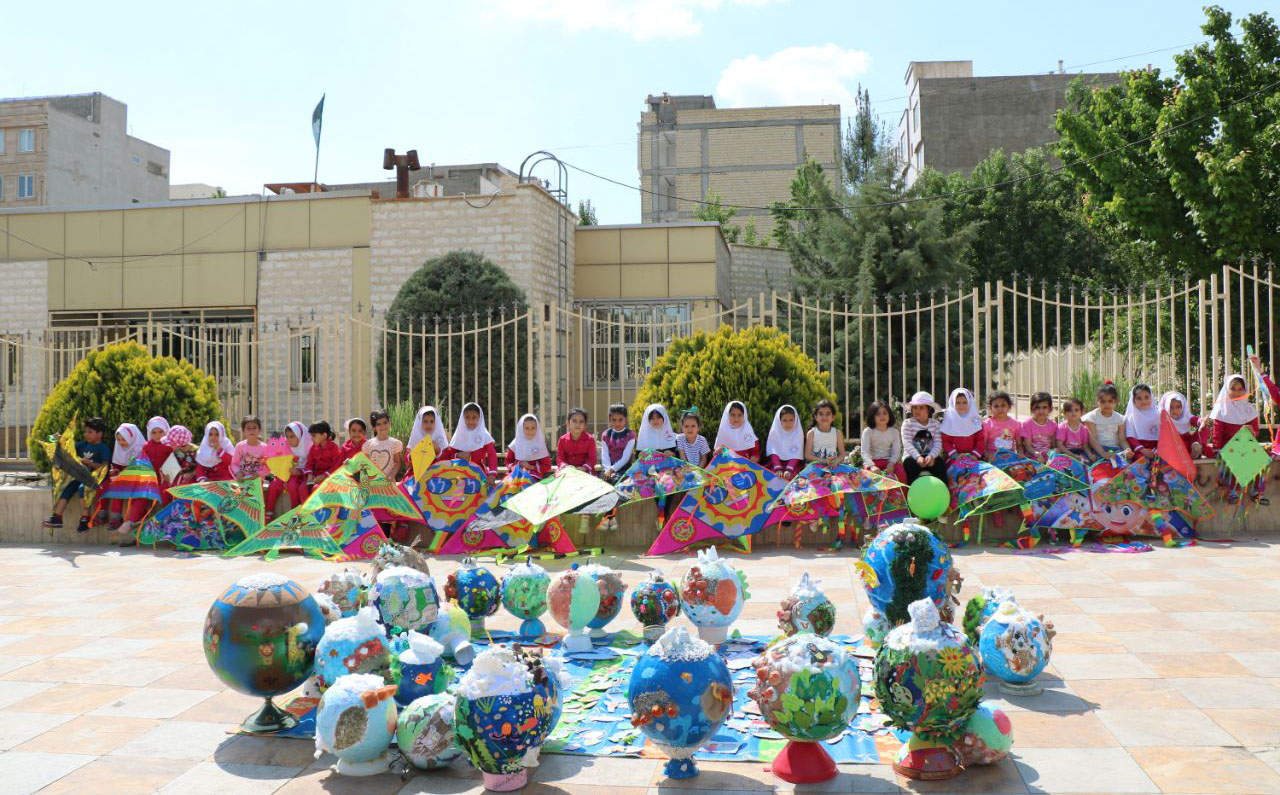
669;263;716;297
574;229;620;265
183;203;247;254
574;265;621;299
242;202;265;252
0;216;8;259
124;255;183;308
46;259;65;310
243;252;258;306
63;259;122;310
620;263;669;298
667;227;714;263
122;207;182;255
309;197;370;249
8;213;64;260
65;211;123;258
620;228;667;264
261;200;310;250
183;252;248;307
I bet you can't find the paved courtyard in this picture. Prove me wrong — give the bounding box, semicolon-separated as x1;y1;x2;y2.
2;539;1280;794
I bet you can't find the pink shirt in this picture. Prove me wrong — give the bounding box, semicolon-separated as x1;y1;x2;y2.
1056;421;1090;451
1019;418;1058;457
231;440;270;479
983;417;1021;456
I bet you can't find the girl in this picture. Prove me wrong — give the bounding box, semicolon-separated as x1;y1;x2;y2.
636;404;678;454
599;403;636;483
1020;392;1058;462
982;390;1020;460
231;415;270;481
141;416;175;503
901;391;946;483
940;388;984;461
1123;384;1161;459
1160;391;1202;459
675;410;711;468
362;410;404;482
164;425;199;491
405;405;449;480
445;402;499;477
105;422;145;534
860;401;904;480
195;421;233;482
1055;398;1091;459
713;401;759;460
1084;382;1128;459
806;399;844;465
341;418;368;462
556;408;597;473
505;413;552;479
1210;356;1280;455
304;421;343;487
281;421;312;507
765;405;805;479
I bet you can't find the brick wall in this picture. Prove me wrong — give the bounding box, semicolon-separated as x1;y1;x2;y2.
727;243;792;303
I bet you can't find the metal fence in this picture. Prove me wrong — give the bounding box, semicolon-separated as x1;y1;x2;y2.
1;262;1276;463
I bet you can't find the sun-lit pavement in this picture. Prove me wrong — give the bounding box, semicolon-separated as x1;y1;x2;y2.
3;538;1280;794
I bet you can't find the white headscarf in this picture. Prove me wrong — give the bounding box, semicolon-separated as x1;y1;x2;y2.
939;388;983;436
195;420;234;468
507;413;550;461
112;423;144;466
636;403;676;450
448;402;495;452
407;405;449;451
286;420;312;466
145;416;170;442
1123;386;1161;441
714;400;758;452
1209;373;1258;425
1158;391;1193;436
765;405;805;459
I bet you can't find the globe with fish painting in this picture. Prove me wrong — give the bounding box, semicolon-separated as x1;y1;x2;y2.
857;520;952;627
627;626;734;779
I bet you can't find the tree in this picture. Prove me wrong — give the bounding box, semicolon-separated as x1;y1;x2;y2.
693;189;742;242
630;325;838;442
576;199;598;226
842;84;896;191
1054;6;1280;277
377;251;527;422
28;341;223;472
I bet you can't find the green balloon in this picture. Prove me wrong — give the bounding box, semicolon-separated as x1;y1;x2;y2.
907;475;950;520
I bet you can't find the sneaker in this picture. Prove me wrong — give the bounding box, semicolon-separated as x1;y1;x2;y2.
42;514;63;528
76;518;90;534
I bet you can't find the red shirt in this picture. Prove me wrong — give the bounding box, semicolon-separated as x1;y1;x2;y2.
304;440;344;479
733;442;761;461
556;432;597;471
141;440;172;480
942;430;984;458
196;452;232;482
504;447;551;479
1209;373;1279;454
339;439;365;462
442;442;499;475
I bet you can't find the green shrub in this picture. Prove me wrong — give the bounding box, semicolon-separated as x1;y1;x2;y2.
630;325;838;442
27;341;223;472
1069;368;1130;412
387;399;418;443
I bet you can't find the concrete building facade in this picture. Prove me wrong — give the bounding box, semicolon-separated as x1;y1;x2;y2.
896;61;1121;185
638;94;841;235
0;93;169;208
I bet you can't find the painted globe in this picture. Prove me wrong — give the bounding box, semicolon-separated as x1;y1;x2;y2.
950;702;1014;766
777;572;835;637
203;573;325;698
396;692;460;769
371;565;439;634
455;646;566;786
314;606;393;690
627;626;734;779
679;547;746;638
316;568;367;617
962;586;1015;644
978;602;1053;685
444;560;501;621
630;572;681;630
873;599;984;742
856;520;952;626
862;608;890;651
748;633;858;742
501;559;550;630
581;563;626;631
314;673;398;776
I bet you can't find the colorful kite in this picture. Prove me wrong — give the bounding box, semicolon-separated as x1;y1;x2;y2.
304;453;426;522
404;458;491;535
138;499;225;550
168;477;266;541
992;449;1088;503
434;465;578;556
614;450;714;503
649;448;786;554
408;437;437;484
262;436;295;482
1219;427;1272;497
947;453;1024;521
39;418;108;510
1093;456;1214;545
92;458;162;528
501;467;618;526
222;505;345;560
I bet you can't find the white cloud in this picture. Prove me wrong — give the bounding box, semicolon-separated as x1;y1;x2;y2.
715;43;870;109
497;0;786;41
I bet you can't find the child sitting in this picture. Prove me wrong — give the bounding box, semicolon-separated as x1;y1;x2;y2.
941;388;984;461
675;409;711;468
556;408;597;473
860;400;904;479
636;404;678;455
195;421;234;482
505;413;552;479
713;400;759;460
304;420;343;489
362;410;403;481
341;418;368;462
1055;398;1091;459
1160;391;1202;459
1020;392;1057;463
765;405;804;479
1085;382;1128;459
43;416;111;532
982;390;1019;461
901;391;945;483
599;403;636;483
1123;384;1161;459
445;402;499;478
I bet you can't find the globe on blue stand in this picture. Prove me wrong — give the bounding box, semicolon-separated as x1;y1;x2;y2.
395;631;446;707
501;557;550;641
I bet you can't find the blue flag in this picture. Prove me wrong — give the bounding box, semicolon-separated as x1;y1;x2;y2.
311;95;325;146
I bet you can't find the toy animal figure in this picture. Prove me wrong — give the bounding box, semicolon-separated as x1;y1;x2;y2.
939;568;964;624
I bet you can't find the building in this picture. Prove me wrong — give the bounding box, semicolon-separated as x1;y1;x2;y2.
264;163;519;199
638;94;841;235
0;93;169;208
170;183;225;201
897;61;1121;185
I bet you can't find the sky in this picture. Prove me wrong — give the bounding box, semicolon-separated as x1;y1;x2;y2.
5;1;1268;223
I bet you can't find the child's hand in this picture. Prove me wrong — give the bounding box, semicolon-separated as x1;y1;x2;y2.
1249;354;1265;374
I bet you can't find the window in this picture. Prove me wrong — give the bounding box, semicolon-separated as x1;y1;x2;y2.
912;102;920;134
657;131;676;168
0;131;5;155
657;176;676;213
18;129;35;152
0;335;20;388
0;176;4;199
291;332;318;387
581;302;691;386
17;174;34;199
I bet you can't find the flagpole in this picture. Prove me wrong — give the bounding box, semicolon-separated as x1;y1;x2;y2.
311;93;325;194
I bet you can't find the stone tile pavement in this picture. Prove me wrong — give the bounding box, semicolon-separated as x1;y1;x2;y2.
3;538;1280;793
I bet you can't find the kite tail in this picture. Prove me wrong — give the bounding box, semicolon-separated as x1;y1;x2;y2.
738;535;753;554
426;531;447;553
793;521;803;549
